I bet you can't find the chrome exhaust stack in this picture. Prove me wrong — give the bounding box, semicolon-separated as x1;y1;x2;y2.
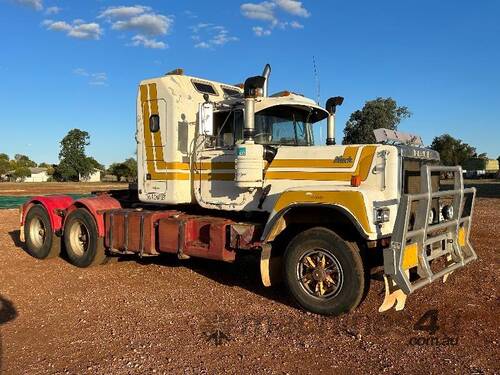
325;96;344;145
262;64;271;97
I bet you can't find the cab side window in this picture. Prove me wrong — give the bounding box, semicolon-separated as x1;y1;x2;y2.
149;114;160;133
213;110;243;148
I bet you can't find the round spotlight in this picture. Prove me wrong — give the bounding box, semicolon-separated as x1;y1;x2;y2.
442;205;454;220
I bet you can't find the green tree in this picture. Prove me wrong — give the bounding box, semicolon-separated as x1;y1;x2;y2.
87;156;104;171
38;162;55;176
57;129;94;181
430;134;476;166
108;163;130;182
0;153;10;175
123;158;137;181
13;166;31;180
13;154;36;168
342;97;412;144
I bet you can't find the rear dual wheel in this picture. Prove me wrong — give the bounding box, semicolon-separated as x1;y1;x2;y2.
24;205;60;259
63;208;106;268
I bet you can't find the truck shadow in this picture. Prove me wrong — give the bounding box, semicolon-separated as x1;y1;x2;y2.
7;230;379;311
7;230;290;307
0;295;18;373
137;254;298;310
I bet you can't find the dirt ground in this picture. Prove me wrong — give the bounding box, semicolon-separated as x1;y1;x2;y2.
0;199;498;374
0;182;125;196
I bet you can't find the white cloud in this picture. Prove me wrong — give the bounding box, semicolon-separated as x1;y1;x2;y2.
99;6;173;36
240;2;277;24
252;26;271;37
274;0;310;17
73;68;88;76
241;0;309;35
43;20;71;31
290;20;304;29
73;68;108;86
15;0;43;11
98;6;150;19
112;13;172;35
131;34;167;49
98;5;172;49
184;10;198;19
69;22;102;40
191;23;238;49
44;6;60;15
89;72;107;86
44;19;102;40
194;41;210;49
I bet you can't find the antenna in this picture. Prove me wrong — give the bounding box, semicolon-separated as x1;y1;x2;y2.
312;56;321;105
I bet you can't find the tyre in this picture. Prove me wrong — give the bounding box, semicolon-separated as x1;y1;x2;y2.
24;205;60;259
63;208;106;268
283;227;365;316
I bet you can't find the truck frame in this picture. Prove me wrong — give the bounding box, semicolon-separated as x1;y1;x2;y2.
19;65;476;315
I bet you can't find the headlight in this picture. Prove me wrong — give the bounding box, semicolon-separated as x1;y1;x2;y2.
442;205;453;220
428;208;435;224
375;207;390;223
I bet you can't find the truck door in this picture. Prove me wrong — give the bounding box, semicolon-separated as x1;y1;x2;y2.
140;83;168;197
195;110;244;206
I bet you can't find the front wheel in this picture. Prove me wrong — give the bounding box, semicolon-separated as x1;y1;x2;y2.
283;227;365;316
64;208;106;268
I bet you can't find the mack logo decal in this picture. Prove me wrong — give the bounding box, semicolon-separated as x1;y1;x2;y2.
411;149;432;158
334;156;353;164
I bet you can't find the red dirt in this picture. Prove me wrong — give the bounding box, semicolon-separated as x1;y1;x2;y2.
0;199;498;374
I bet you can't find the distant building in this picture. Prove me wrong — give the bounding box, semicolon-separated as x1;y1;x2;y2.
463;158;499;178
79;170;102;182
24;167;49;183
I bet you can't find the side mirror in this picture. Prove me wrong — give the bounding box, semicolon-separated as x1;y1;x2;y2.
325;96;344;114
199;102;214;136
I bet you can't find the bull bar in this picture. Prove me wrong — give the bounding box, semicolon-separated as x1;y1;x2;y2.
382;165;476;305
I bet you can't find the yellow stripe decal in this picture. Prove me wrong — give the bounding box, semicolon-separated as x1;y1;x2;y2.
148;83;165;161
273;191;371;233
265;146;376;182
269;146;359;169
140;85;154;172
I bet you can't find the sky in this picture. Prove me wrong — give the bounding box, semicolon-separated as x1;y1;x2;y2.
0;0;499;166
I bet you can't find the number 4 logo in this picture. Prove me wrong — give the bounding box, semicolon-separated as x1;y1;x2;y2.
414;309;439;335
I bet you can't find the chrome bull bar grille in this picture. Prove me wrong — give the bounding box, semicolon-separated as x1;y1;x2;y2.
383;165;476;296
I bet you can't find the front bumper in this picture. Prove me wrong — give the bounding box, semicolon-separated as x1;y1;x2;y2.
382;165;476;301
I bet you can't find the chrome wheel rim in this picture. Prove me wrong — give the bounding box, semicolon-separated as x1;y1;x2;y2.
68;220;89;257
29;217;46;249
296;248;343;299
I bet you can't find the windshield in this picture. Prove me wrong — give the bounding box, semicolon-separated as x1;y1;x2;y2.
254;106;315;146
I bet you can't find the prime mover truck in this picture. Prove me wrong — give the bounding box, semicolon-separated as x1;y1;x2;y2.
19;65;477;315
